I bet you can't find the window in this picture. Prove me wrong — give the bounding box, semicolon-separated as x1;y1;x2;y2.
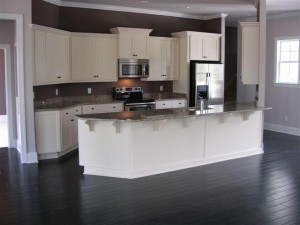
276;38;299;85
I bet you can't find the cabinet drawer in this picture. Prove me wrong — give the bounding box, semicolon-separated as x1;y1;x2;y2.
60;106;82;118
82;103;123;114
172;99;186;108
156;100;173;109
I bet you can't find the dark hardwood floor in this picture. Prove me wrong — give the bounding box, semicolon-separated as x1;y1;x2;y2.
1;130;300;225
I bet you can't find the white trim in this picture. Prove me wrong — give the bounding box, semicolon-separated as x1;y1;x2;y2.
264;123;300;137
26;152;38;163
43;0;226;21
274;36;300;86
0;13;28;163
0;44;16;148
83;148;263;179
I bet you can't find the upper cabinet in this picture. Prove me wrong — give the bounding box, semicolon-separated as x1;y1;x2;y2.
110;27;152;59
71;33;118;82
145;37;179;81
33;25;70;85
238;22;260;84
172;31;221;62
189;34;220;61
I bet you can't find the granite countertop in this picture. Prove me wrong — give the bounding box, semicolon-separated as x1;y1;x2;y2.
77;102;271;122
34;93;187;111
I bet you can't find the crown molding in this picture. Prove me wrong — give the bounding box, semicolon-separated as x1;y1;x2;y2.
43;0;226;21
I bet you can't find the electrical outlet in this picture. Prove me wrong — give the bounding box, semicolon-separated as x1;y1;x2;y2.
88;88;92;94
160;85;163;91
55;89;59;96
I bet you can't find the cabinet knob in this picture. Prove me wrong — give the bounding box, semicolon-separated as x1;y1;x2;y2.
91;108;94;110
57;76;61;79
203;56;207;58
71;119;74;122
66;112;69;114
113;106;116;109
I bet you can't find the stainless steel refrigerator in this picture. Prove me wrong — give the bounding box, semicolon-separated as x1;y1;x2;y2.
189;61;224;107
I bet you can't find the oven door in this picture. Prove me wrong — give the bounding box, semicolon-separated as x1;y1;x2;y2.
124;102;155;111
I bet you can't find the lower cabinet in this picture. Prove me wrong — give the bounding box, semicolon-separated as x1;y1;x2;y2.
35;106;82;160
155;99;186;109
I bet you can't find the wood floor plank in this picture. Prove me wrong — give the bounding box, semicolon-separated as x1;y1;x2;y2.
0;130;300;225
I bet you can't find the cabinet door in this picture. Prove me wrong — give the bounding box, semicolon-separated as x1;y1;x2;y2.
61;117;73;151
35;111;61;154
239;23;259;84
149;38;163;80
189;35;203;60
119;33;133;58
45;32;70;82
97;37;118;81
71;37;97;81
163;39;179;80
71;117;79;147
133;33;149;58
34;31;46;84
202;36;220;61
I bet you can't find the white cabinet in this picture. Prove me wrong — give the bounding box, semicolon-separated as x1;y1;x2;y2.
33;26;70;85
145;37;179;81
71;34;118;82
156;99;186;109
35;106;82;159
171;31;222;97
189;34;220;61
110;27;152;59
82;103;123;114
238;22;260;84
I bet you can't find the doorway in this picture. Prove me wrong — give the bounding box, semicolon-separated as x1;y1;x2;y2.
0;48;8;147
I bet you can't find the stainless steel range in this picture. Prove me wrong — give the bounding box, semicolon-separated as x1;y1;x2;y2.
113;86;155;111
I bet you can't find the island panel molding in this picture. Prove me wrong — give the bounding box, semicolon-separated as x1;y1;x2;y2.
77;104;269;178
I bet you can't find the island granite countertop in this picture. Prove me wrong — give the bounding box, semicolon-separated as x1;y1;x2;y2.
77;102;271;122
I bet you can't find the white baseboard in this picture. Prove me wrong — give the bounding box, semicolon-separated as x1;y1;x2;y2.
264;123;300;137
26;152;38;163
83;148;264;179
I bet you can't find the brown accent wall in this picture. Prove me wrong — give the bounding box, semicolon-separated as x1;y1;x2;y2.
60;7;205;36
32;1;222;101
0;49;6;115
34;80;173;100
32;0;222;36
32;0;61;29
224;27;237;102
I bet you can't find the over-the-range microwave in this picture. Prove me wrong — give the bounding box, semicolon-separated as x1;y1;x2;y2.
118;58;149;78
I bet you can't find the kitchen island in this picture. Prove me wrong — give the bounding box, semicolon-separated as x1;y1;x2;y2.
77;103;270;179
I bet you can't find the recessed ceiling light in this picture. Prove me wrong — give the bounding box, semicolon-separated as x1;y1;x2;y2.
141;0;149;3
186;6;190;9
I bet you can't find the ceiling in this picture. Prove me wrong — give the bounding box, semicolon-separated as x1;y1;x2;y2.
58;0;300;24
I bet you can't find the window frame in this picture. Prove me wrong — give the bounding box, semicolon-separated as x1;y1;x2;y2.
274;36;300;88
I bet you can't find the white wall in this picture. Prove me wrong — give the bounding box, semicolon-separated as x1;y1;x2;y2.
0;0;37;161
264;15;300;136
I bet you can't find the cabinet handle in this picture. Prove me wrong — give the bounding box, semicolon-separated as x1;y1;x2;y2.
57;76;61;79
162;103;165;105
66;112;69;115
179;103;182;104
91;108;94;110
76;110;78;112
133;54;137;57
203;56;207;58
71;119;74;122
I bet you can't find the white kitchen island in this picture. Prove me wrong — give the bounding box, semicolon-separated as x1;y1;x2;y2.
77;103;270;179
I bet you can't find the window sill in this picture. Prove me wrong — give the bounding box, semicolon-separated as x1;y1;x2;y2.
274;83;300;88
